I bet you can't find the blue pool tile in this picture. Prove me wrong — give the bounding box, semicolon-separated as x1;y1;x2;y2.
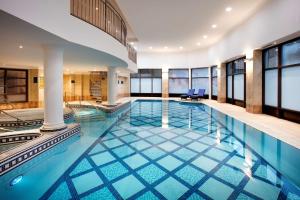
173;148;197;161
48;182;72;200
130;140;152;150
89;144;106;155
187;142;209;153
72;171;103;194
199;136;217;145
100;162;128;181
112;145;135;158
227;155;250;170
159;131;178;139
112;127;129;137
171;128;189;135
287;192;300;200
157;155;183;171
184;132;202;139
187;193;206;200
254;164;280;185
172;136;192;145
124;154;149;169
155;177;188;200
142;147;166;160
112;175;145;199
175;165;205;186
121;134;140;143
137;164;166;184
205;148;229;161
214;165;245;186
150;127;169;134
236;193;255;200
70;158;93;176
91;151;115;166
199;178;234;200
102;134;115;141
136;191;159;200
81;187;116;200
146;135;166;144
244;177;281;200
103;138;124;148
136;130;153;138
192;156;218;172
158;141;179;152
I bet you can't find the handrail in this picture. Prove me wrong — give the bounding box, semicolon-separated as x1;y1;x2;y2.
70;0;137;64
0;109;36;127
70;0;127;46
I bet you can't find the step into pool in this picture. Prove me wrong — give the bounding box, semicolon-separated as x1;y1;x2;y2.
0;100;299;200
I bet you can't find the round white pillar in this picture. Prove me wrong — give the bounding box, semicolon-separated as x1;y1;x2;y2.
41;45;66;131
107;67;117;106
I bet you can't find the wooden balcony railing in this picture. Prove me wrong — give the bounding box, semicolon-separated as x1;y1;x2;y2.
70;0;137;63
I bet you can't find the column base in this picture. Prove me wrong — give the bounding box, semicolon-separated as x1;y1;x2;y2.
40;122;67;132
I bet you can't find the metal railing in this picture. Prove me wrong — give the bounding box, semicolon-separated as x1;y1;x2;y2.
70;0;137;64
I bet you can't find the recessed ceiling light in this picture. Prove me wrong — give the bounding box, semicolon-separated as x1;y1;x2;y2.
212;24;217;28
130;42;134;45
179;46;183;50
197;42;201;46
203;35;208;39
149;46;153;49
19;45;23;49
164;46;168;49
225;7;232;12
96;7;98;10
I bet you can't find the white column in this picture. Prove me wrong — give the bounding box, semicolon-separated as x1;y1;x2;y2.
107;67;117;105
41;45;66;131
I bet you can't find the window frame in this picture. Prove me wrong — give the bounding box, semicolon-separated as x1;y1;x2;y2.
262;37;300;123
168;68;189;97
211;66;218;100
191;67;209;99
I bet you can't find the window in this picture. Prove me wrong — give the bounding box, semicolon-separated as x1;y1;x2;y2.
0;69;28;103
191;68;209;98
130;69;162;96
211;66;218;100
226;57;246;107
168;69;189;96
263;38;300;123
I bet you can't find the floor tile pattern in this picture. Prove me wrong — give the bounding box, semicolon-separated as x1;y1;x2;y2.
41;100;300;200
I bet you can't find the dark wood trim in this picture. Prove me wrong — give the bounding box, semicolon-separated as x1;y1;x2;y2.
262;37;300;123
210;66;218;100
226;57;246;108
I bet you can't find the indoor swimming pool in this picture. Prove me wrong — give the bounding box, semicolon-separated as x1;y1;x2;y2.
0;100;299;200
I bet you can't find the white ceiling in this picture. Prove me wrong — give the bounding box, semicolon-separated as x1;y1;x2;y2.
0;10;129;74
116;0;269;53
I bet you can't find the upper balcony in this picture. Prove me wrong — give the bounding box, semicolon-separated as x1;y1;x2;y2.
70;0;137;63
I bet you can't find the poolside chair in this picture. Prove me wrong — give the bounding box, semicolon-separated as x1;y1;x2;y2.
191;89;205;101
181;89;195;100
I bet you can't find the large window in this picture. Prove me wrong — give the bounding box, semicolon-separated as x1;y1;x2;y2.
226;57;246;107
130;69;162;96
0;69;28;103
211;66;218;100
168;69;189;96
263;38;300;123
191;68;209;98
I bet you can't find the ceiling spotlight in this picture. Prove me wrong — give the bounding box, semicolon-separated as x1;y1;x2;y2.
179;46;183;50
226;7;232;12
96;7;99;10
19;45;23;49
212;24;217;28
149;46;153;49
130;42;134;45
164;46;168;49
197;42;201;46
203;35;208;39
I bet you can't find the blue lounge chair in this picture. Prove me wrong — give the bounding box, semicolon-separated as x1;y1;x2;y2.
191;89;205;100
181;89;195;100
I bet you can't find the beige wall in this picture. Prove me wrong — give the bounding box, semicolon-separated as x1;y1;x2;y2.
117;76;129;98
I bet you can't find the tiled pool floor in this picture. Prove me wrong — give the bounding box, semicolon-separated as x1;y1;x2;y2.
41;101;300;200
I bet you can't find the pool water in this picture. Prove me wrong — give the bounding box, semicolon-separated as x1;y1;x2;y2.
1;100;300;200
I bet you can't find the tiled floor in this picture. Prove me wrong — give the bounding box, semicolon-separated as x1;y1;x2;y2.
41;100;300;200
